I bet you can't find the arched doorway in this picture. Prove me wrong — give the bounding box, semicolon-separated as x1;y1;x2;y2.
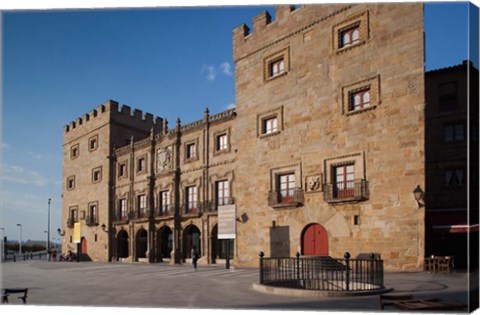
157;226;173;261
80;237;87;254
135;229;148;261
302;223;329;256
183;224;201;259
117;230;129;259
211;224;234;263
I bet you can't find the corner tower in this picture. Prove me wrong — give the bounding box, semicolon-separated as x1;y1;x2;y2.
61;100;163;261
233;4;425;271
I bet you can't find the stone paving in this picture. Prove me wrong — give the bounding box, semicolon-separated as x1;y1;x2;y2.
0;260;477;313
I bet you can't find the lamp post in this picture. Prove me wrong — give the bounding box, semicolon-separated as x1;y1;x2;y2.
0;227;5;260
47;198;51;260
44;230;48;252
16;224;22;254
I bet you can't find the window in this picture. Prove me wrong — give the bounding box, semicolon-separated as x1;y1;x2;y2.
137;157;146;173
160;191;170;214
138;195;147;216
87;203;98;226
119;198;127;220
340;25;360;48
118;162;127;178
216;134;228;152
88;135;98;151
446;169;464;187
269;58;285;78
350;89;371;111
438;82;458;112
70;208;78;221
186;186;198;213
444;123;465;142
263;117;278;135
333;11;368;53
70;144;79;159
264;47;289;81
186;143;196;160
333;164;355;198
92;167;102;183
67;176;75;190
216;180;230;207
278;173;295;204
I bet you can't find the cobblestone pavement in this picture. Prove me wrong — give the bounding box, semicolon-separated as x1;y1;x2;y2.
0;260;477;313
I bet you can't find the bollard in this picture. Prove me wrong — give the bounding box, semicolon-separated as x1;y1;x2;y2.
344;252;351;291
296;252;300;281
13;255;16;262
259;251;265;284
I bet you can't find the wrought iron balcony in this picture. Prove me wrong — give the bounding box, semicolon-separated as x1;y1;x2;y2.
85;215;98;227
268;188;304;208
131;209;148;220
112;213;129;224
66;218;76;228
323;179;369;203
155;206;173;218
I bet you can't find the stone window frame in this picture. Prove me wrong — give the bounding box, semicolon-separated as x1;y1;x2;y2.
158;190;171;214
210;171;235;208
92;166;102;183
66;175;75;191
264;47;290;82
213;128;231;155
268;163;303;207
88;134;99;152
87;201;99;226
70;144;80;159
324;152;365;187
342;76;380;116
180;177;202;213
257;106;284;138
69;205;79;222
118;197;128;220
184;138;199;163
333;10;369;54
118;160;128;179
136;154;148;174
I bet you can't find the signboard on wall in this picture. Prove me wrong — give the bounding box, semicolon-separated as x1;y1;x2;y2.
73;222;82;244
218;204;236;239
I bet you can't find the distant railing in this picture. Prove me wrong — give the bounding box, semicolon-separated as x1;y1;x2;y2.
268;188;304;208
85;215;98;226
259;252;384;292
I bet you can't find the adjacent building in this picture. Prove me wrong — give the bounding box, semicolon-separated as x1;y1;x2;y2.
61;3;428;271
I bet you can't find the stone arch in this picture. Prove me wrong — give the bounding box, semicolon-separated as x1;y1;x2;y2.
135;228;148;261
117;229;129;259
157;225;173;261
183;224;201;260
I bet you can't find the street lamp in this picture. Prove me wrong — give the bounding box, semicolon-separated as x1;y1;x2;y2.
16;224;22;254
44;231;48;252
47;198;51;254
0;228;5;260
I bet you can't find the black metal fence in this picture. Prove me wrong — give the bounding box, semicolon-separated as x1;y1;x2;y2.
259;252;384;291
2;251;49;263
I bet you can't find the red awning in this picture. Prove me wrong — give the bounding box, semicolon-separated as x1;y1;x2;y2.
426;210;479;233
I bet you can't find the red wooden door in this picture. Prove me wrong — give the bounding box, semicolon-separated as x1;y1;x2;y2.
80;237;87;254
303;224;328;256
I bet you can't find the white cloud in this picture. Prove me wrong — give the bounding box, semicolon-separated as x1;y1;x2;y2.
2;143;9;149
220;62;233;76
2;165;48;186
225;103;236;110
202;65;216;81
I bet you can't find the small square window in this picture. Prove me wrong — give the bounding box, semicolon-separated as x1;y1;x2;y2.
186;143;196;159
137;157;146;173
339;25;360;48
264;48;289;81
216;134;228;151
269;58;285;78
92;167;102;183
67;176;75;190
70;144;79;159
349;88;371;111
118;162;127;178
444;123;465;142
263;117;278;135
89;135;98;151
342;76;379;115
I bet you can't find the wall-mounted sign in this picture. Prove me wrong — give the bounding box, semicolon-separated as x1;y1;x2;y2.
218;204;236;239
73;222;82;244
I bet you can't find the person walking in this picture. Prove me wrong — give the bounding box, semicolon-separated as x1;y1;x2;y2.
191;246;198;271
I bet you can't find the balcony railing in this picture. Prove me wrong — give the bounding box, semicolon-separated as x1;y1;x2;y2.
155;206;173;218
323;179;369;203
66;218;76;228
113;213;129;224
131;209;148;220
268;188;304;208
85;215;98;227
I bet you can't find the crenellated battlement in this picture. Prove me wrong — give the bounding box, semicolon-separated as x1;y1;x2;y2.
233;4;352;62
64;99;163;134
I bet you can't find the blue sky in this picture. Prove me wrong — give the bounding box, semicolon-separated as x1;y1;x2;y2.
1;1;478;243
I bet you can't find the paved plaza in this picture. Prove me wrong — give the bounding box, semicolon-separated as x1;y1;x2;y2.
0;260;477;313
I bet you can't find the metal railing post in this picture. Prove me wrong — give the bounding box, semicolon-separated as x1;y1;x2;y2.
259;251;265;284
344;252;350;291
296;252;300;281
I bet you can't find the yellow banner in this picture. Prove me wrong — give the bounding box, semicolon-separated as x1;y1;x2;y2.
73;222;81;243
